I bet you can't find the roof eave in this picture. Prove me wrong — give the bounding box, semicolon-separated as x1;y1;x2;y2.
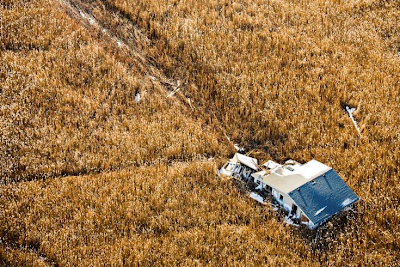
306;197;360;226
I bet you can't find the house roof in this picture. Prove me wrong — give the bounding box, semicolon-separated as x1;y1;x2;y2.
251;170;267;180
263;160;282;169
262;160;331;194
288;169;359;225
231;153;259;171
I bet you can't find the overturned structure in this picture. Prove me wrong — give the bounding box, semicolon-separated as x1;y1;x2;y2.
219;153;259;180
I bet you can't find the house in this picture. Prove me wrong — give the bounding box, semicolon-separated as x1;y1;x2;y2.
219;153;259;180
251;159;359;229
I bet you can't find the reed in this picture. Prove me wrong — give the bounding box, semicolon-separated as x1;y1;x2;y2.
0;0;399;265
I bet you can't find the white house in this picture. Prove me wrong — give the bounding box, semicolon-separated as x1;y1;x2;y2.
251;159;359;229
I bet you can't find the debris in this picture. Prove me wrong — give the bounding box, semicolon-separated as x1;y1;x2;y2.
219;153;258;180
135;91;141;103
263;160;282;169
117;39;122;48
285;159;297;165
233;144;245;153
346;106;362;137
250;192;264;204
284;215;299;227
167;87;180;98
188;98;193;109
88;17;95;25
255;184;263;190
79;10;95;25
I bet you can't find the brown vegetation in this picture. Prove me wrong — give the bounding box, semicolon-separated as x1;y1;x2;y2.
1;162;316;266
1;0;399;266
0;0;226;184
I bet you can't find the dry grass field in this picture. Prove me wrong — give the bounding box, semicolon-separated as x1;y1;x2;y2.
1;0;399;266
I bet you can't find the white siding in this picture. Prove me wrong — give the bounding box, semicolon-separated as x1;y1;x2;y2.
271;189;304;219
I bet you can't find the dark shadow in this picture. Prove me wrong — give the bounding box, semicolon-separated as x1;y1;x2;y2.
291;208;359;254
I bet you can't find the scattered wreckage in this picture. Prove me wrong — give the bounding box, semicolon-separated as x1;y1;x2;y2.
219;153;258;180
219;153;359;229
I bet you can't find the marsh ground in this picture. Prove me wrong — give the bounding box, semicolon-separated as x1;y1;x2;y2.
0;0;399;266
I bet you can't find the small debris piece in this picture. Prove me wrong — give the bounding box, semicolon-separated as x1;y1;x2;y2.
250;192;264;204
135;91;140;103
88;17;95;25
167;87;180;98
346;106;362;137
188;98;193;109
284;215;299;227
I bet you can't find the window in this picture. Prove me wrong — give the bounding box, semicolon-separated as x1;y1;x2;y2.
234;165;242;173
226;163;235;171
256;180;260;185
286;166;295;171
279;194;283;201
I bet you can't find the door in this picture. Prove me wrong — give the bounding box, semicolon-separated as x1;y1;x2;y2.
291;204;298;215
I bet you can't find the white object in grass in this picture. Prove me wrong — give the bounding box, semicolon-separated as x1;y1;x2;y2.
346;106;362;137
250;192;264;204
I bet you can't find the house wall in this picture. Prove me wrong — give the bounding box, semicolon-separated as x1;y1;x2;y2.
271;189;305;219
252;177;317;228
220;162;255;181
254;176;268;189
253;176;262;186
241;166;254;180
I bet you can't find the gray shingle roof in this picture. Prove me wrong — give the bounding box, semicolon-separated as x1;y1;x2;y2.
288;169;359;226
